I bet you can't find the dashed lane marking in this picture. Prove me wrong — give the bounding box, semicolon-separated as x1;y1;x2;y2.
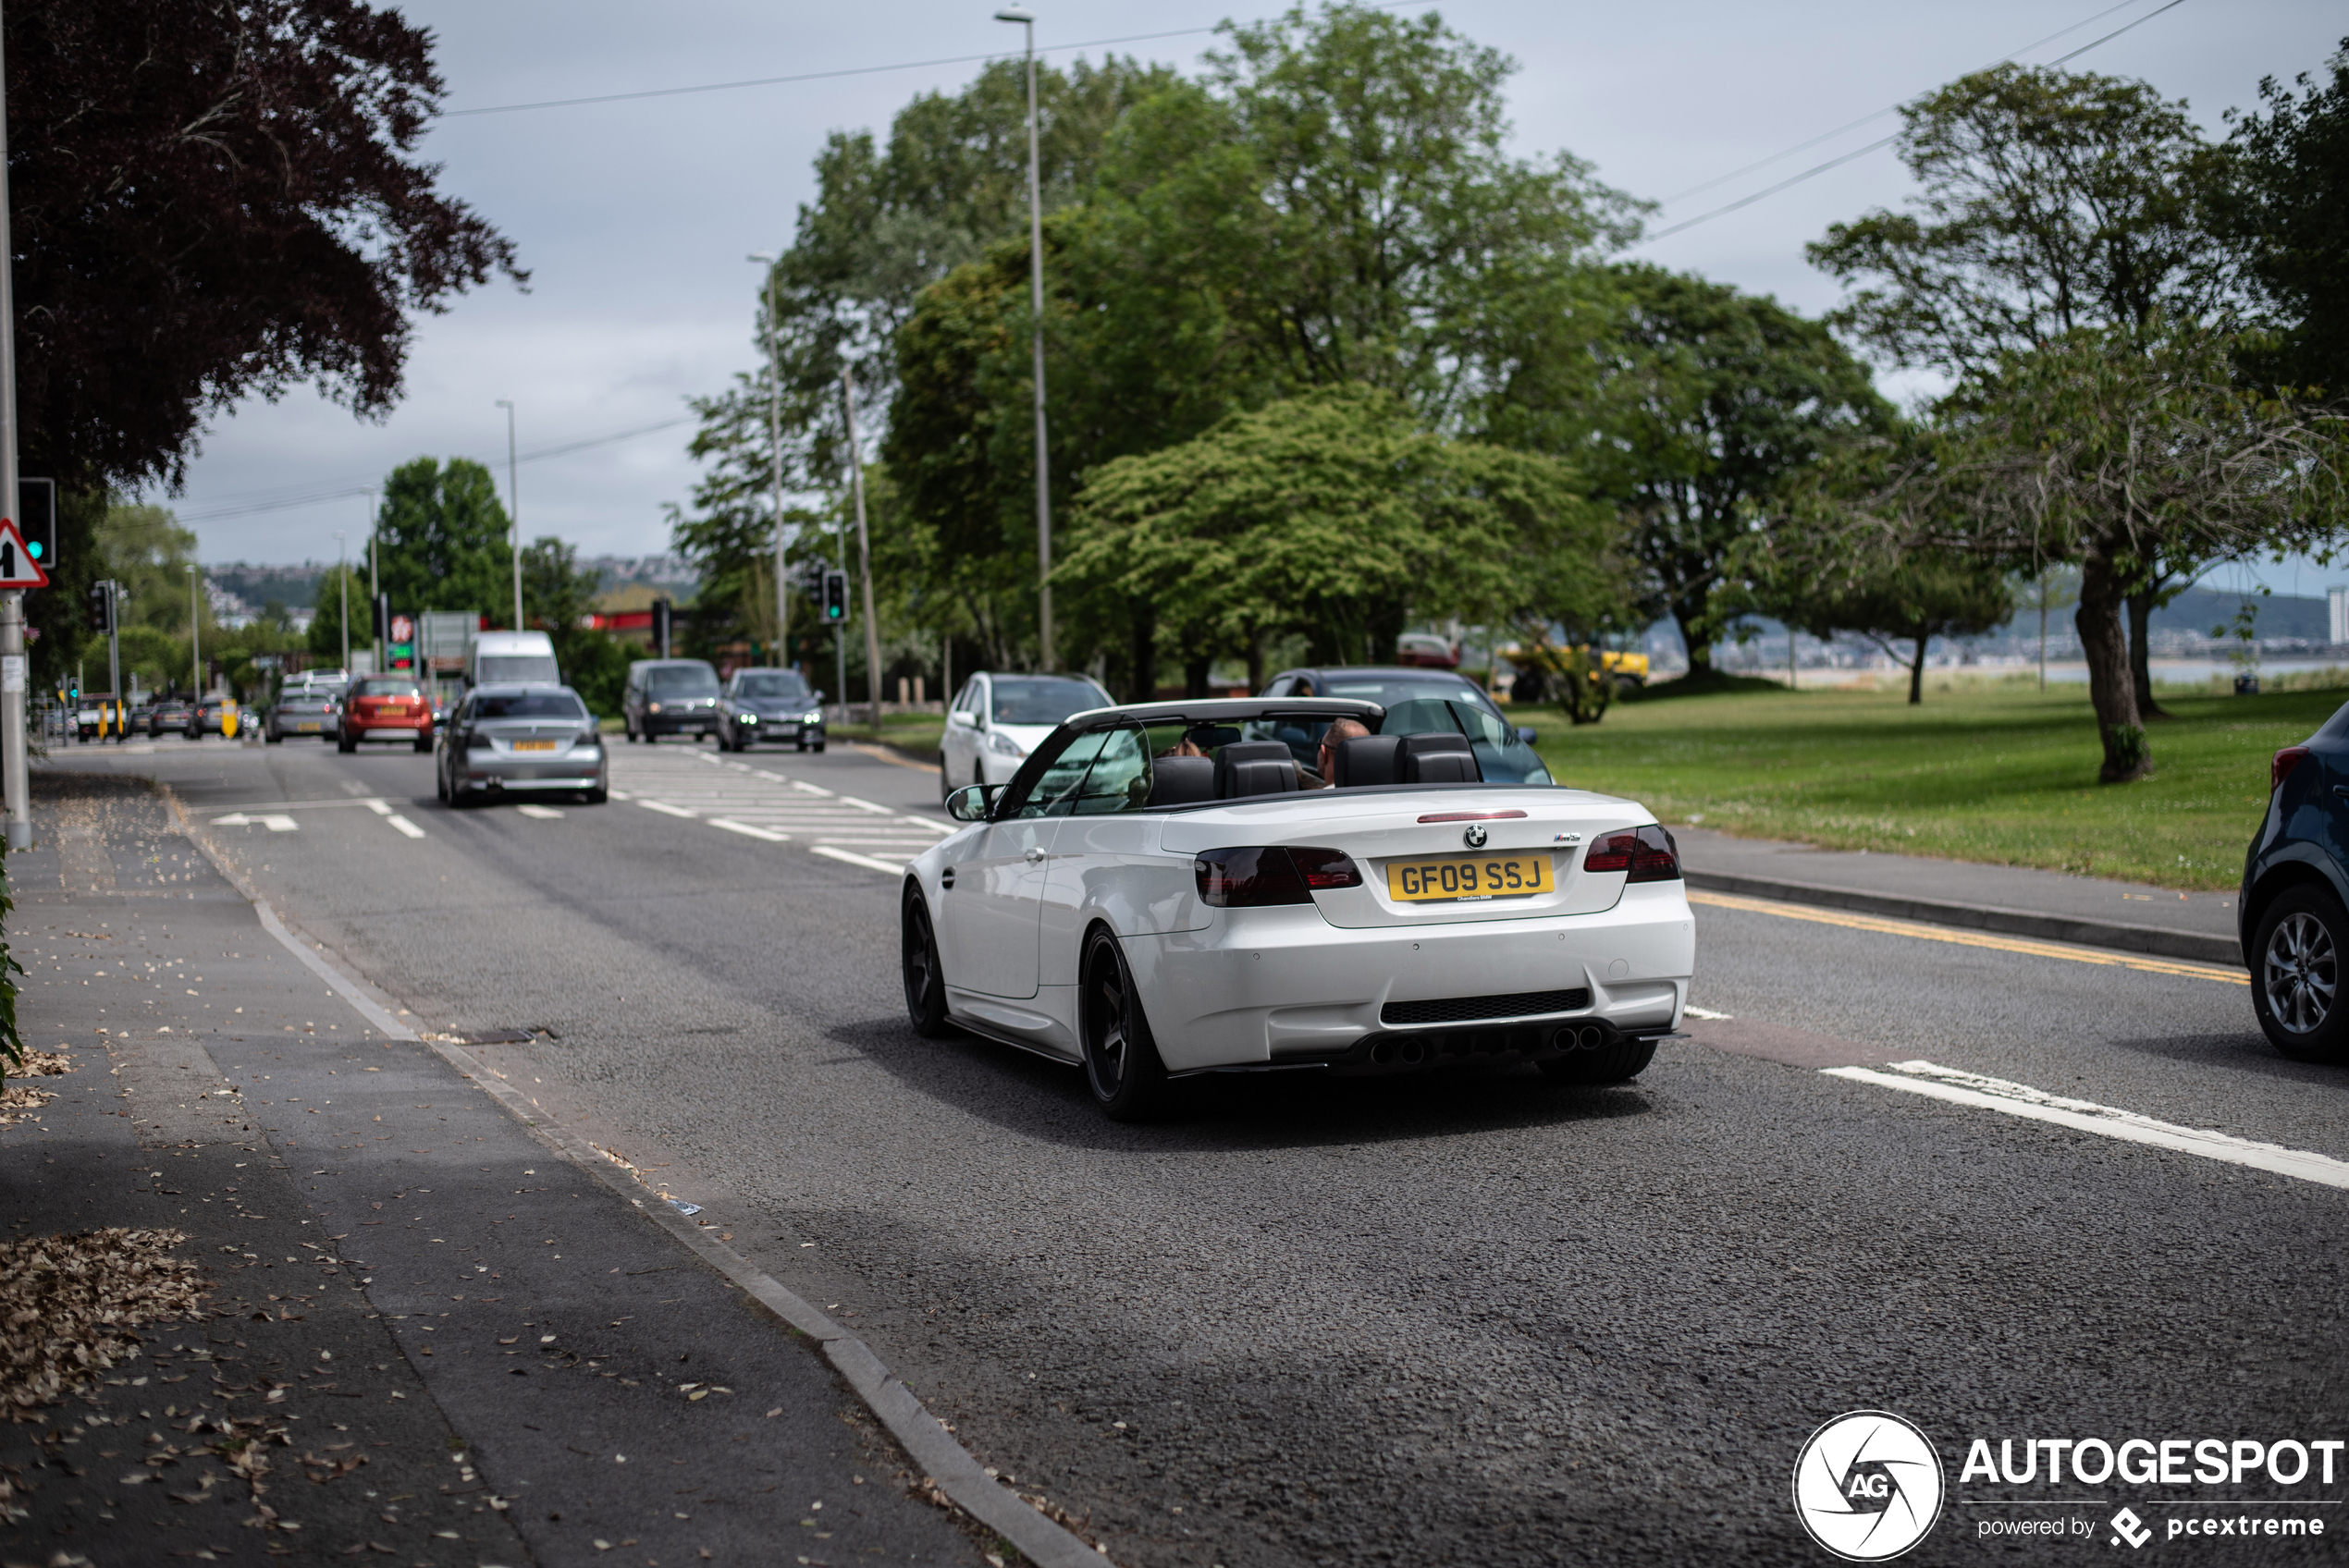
811;845;911;876
386;815;426;839
212;813;300;832
639;799;699;819
709;818;790;842
1826;1059;2349;1192
1687;888;2246;986
516;804;564;820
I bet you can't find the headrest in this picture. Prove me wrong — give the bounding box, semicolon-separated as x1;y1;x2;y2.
1400;730;1480;785
1331;734;1404;788
1215;740;1299;799
1147;754;1215;807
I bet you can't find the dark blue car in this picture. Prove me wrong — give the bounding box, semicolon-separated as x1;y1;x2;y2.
2243;709;2349;1060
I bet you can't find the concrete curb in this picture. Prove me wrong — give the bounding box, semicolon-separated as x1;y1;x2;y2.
1682;868;2245;968
164;784;1111;1568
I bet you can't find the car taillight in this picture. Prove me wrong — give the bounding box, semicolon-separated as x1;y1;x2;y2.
2273;746;2312;792
1289;847;1362;890
1195;848;1311;907
1582;825;1681;882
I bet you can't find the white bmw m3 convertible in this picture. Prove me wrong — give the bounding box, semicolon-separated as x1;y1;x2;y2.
900;697;1695;1120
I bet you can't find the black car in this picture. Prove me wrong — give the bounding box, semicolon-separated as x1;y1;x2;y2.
622;659;721;743
2243;708;2349;1061
145;697;192;738
1259;667;1552;785
718;667;826;753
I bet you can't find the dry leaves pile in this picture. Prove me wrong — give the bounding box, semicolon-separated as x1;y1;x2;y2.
1;1227;206;1417
0;1050;70;1126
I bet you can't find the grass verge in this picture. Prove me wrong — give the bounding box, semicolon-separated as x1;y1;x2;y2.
1519;678;2346;891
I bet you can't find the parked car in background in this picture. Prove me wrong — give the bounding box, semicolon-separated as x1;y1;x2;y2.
145;696;192;738
266;690;338;742
622;659;722;742
189;697;239;740
465;630;560;689
1395;632;1460;668
938;672;1114;799
719;667;825;753
2244;708;2349;1062
437;684;607;805
338;676;434;753
1259;668;1551;785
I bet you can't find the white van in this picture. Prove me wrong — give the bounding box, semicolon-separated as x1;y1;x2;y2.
465;630;560;688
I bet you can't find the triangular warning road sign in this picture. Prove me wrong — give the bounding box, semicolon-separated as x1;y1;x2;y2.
0;518;48;588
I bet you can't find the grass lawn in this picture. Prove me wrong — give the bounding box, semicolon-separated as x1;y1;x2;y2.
1517;676;2349;891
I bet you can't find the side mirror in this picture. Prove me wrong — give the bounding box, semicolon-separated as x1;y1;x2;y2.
814;690;827;704
1516;727;1539;745
944;784;1000;823
949;709;977;729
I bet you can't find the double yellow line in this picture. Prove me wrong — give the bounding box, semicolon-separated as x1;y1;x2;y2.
1686;888;2249;986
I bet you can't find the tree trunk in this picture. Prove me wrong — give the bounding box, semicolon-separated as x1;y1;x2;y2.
2127;583;2171;719
1183;652;1212;700
1908;632;1926;705
2077;552;2151;782
1244;630;1265;695
1675;610;1712;677
1126;603;1158;705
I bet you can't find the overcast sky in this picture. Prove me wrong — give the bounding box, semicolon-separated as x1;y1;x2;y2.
160;0;2344;587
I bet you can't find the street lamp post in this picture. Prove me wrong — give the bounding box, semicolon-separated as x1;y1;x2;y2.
842;370;885;729
367;492;383;674
495;399;523;631
0;9;29;846
994;4;1053;670
335;532;350;675
187;564;201;695
750;252;789;668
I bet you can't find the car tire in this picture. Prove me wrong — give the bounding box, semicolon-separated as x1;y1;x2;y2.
2253;884;2349;1061
265;728;281;743
811;741;826;753
939;754;953;804
902;889;956;1039
414;731;433;753
1079;925;1169;1121
1539;1034;1658;1085
436;760;449;802
338;734;356;754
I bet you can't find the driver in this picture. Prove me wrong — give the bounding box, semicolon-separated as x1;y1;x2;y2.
1309;717;1371;788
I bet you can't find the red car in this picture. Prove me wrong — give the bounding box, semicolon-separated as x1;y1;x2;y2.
338;676;434;753
1395;632;1460;668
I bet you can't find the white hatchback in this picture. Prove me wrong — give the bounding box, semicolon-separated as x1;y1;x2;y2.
938;672;1113;801
901;697;1694;1120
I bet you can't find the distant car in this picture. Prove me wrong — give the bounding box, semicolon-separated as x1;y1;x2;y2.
1395;632;1460;668
2244;713;2349;1061
437;683;607;806
188;697;239;740
719;667;825;753
1260;668;1551;786
938;672;1114;799
265;690;338;742
338;676;433;753
622;659;722;743
146;697;191;738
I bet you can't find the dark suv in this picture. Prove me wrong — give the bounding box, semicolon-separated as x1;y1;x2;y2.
2243;707;2349;1061
622;659;721;743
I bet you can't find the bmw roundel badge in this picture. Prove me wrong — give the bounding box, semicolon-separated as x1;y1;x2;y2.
1463;824;1488;849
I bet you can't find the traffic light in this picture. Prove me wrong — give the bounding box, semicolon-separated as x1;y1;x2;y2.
823;570;848;623
371;593;391;643
85;581;114;635
798;559;827;596
651;597;672;658
18;478;55;571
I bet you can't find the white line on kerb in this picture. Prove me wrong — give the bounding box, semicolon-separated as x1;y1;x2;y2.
1826;1060;2349;1192
811;845;908;875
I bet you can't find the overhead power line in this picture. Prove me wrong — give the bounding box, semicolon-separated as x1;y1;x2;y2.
1642;0;2193;243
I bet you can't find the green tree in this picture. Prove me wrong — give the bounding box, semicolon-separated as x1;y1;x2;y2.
1568;265;1890;678
2217;38;2349;398
1785;550;2014;704
519;535;626;713
375;458;513;624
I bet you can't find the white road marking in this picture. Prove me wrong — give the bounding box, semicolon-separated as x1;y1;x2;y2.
811;845;909;875
386;815;426;839
363;799;392;816
1684;1005;1734;1020
639;800;698;819
709;818;790;842
791;780;834;796
1826;1060;2349;1193
516;804;565;820
609;790;633;801
836;795;896;815
213;813;301;832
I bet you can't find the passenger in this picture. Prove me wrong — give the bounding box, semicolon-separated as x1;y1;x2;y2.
1310;717;1371;788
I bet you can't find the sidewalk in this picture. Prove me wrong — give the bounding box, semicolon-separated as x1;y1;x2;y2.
1;774;989;1566
1673;826;2244;966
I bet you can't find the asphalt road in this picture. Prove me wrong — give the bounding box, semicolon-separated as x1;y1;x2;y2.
40;728;2349;1566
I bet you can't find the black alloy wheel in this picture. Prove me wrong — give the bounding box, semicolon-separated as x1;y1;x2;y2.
2254;885;2349;1061
1079;925;1169;1121
1539;1033;1659;1085
901;890;954;1038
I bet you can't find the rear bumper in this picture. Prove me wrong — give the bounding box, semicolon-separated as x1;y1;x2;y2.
461;744;606;790
1126;883;1694;1073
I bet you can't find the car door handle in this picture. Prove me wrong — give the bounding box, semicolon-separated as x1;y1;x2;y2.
941;866;955;889
2334;786;2349;799
1024;847;1045;864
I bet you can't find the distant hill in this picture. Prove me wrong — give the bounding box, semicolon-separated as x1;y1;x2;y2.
203;553;701;614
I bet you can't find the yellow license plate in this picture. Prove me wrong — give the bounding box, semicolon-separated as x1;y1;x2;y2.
1385;853;1552;902
511;740;559;753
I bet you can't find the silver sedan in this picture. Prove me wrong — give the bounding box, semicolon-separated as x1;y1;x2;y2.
437;684;608;805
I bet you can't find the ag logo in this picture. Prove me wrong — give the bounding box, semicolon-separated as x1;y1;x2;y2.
1791;1410;1945;1562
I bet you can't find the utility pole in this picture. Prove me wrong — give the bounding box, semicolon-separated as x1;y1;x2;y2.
496;399;523;631
103;582;120;743
336;532;350;675
842;370;884;729
188;564;202;696
0;6;30;847
995;5;1052;670
750;252;789;668
368;500;384;675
